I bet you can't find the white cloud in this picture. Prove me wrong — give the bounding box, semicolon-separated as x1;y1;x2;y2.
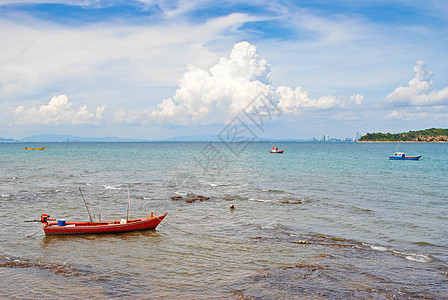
384;107;448;121
276;86;363;113
0;13;252;98
116;41;363;125
384;61;448;107
14;95;105;125
151;41;272;123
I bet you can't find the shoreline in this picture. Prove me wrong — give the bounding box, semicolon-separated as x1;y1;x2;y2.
357;141;448;143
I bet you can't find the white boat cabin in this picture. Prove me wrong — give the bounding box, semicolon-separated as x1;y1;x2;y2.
392;152;406;157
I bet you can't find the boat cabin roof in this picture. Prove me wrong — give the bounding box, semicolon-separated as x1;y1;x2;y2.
393;152;406;156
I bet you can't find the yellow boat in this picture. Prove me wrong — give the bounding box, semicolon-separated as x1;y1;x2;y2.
24;147;46;151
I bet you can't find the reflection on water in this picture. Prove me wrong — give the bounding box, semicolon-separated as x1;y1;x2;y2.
40;229;163;247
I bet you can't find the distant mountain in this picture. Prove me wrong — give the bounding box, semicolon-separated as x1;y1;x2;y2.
163;134;222;142
358;128;448;142
162;134;298;142
20;134;149;142
5;133;299;143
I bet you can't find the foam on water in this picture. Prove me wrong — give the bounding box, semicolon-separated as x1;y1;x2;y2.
367;243;431;263
104;185;123;190
369;244;388;252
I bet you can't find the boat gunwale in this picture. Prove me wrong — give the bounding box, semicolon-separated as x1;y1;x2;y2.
388;155;422;160
43;213;167;235
24;147;46;150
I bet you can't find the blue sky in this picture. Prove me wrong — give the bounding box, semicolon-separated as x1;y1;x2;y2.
1;0;447;140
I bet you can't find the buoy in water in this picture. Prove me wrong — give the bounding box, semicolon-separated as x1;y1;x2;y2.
230;204;234;209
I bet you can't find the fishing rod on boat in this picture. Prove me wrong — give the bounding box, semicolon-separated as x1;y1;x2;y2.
24;214;55;223
127;185;131;223
25;228;43;238
79;187;94;224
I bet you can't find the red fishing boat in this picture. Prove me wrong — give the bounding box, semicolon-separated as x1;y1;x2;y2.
269;146;284;153
40;213;167;235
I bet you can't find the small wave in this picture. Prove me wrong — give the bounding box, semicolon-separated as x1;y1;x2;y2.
261;222;289;231
413;241;442;247
371;246;387;251
104;185;122;190
261;224;280;230
391;250;431;263
261;189;289;194
404;254;431;263
366;244;431;263
174;191;187;196
369;245;388;252
350;206;373;214
249;198;276;203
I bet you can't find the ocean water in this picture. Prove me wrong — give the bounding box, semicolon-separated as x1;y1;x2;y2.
0;142;447;299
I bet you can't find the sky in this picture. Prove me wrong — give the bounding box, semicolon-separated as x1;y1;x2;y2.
1;0;447;140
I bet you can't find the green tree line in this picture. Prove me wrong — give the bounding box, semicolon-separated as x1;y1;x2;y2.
358;128;448;142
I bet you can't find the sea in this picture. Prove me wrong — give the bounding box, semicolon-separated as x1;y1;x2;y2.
0;142;447;299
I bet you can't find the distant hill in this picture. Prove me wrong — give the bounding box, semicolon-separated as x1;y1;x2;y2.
358;128;448;142
0;137;15;142
163;134;297;142
163;134;222;142
1;133;298;143
20;134;149;142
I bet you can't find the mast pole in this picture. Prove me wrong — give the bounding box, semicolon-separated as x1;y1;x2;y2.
79;187;93;224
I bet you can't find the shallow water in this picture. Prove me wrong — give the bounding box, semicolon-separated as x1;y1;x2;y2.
0;142;447;298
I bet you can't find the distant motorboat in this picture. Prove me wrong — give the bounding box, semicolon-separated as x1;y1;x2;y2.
389;152;422;160
269;146;284;154
25;147;46;151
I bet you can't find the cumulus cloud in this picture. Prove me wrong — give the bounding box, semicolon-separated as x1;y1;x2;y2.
116;41;363;125
276;87;363;113
14;95;105;125
384;61;448;107
150;41;272;123
384;107;448;121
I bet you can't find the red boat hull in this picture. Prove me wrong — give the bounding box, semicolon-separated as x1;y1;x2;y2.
43;213;167;235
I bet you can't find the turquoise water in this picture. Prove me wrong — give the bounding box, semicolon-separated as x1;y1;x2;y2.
1;142;447;298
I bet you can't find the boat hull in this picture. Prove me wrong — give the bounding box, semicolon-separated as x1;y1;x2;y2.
269;150;284;153
389;155;422;160
25;147;46;151
43;213;167;235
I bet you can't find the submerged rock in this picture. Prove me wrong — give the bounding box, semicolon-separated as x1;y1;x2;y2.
171;194;210;203
280;199;303;204
0;257;81;277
